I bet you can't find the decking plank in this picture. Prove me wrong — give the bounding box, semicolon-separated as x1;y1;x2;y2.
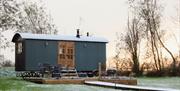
84;81;179;91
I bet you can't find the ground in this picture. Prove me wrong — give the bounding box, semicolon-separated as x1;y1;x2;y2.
0;77;120;91
138;77;180;89
0;67;180;91
0;67;119;91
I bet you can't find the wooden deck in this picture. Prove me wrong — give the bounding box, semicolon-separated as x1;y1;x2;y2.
24;77;137;85
99;78;137;85
84;81;179;91
43;78;84;84
24;77;179;91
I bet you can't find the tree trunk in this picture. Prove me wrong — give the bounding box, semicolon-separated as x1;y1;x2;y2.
156;31;177;75
153;37;162;71
132;53;140;76
152;17;177;75
149;25;159;71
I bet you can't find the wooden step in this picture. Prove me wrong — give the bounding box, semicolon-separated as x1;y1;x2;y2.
61;73;78;76
60;67;79;78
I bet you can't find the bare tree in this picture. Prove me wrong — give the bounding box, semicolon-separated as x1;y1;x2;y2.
171;0;180;58
114;0;143;76
114;33;132;72
114;33;125;71
128;0;177;75
115;15;142;76
124;15;143;75
17;1;58;34
138;0;177;74
0;0;57;43
0;0;58;63
0;0;19;49
139;0;162;71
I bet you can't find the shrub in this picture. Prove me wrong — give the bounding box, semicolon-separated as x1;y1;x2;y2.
0;60;14;67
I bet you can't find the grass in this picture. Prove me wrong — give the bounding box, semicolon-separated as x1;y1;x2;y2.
1;67;180;90
1;77;180;91
137;77;180;89
0;67;120;91
0;77;32;91
0;77;119;91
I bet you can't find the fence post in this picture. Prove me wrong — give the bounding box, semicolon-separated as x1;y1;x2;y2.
98;62;101;79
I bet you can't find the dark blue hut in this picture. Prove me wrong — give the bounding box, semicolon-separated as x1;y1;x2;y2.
12;31;108;72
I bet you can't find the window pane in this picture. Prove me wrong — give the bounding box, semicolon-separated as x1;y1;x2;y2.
17;43;22;54
62;49;65;53
59;48;62;54
71;49;73;54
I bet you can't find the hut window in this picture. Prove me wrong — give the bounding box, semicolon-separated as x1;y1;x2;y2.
67;55;70;59
70;55;73;59
67;48;73;59
17;43;22;54
62;49;65;53
68;49;73;54
59;45;66;59
67;49;70;54
70;49;73;54
60;54;65;59
59;48;63;54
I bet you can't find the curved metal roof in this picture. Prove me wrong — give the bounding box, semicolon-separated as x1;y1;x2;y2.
12;33;108;43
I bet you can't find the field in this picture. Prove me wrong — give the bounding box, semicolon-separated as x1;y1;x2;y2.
0;67;180;91
0;67;119;91
0;77;121;91
138;77;180;89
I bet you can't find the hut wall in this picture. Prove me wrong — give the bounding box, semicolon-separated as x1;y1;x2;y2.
24;40;58;71
75;42;106;71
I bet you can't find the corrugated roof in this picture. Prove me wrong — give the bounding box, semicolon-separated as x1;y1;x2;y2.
12;33;108;43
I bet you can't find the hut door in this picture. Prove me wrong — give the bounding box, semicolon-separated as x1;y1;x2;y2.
58;41;75;68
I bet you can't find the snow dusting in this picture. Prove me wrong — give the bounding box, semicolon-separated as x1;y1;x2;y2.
14;33;108;43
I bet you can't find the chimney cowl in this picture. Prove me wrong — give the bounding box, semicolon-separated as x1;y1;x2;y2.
87;32;89;37
76;29;80;38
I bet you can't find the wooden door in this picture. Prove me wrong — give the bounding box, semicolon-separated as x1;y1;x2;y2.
58;41;75;68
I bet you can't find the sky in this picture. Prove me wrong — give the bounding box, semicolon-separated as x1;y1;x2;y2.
43;0;129;58
44;0;180;58
1;0;180;62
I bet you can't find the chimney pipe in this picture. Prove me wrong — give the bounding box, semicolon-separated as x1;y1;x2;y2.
87;32;89;37
76;29;80;38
